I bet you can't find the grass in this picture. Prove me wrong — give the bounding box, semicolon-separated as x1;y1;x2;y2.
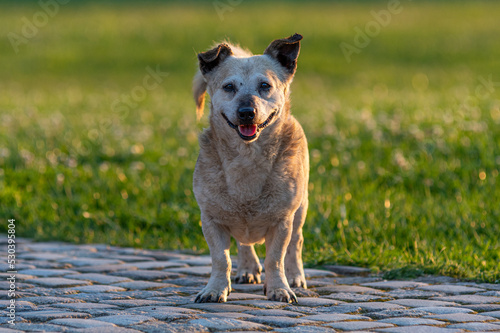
0;1;499;282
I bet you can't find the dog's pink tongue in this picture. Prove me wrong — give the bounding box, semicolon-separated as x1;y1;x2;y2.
239;124;257;137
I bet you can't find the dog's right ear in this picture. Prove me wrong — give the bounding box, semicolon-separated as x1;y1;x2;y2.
194;43;233;119
198;43;233;75
193;71;207;120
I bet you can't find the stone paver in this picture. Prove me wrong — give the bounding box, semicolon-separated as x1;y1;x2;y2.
186;303;256;312
114;280;172;290
228;299;290;309
17;310;90;321
378;316;445;326
415;306;475;314
418;284;486;294
483;310;500;318
95;315;155;326
52;302;120;311
49;318;117;328
387;298;459;307
189;318;268;330
291;296;343;306
65;273;132;284
367;308;433;319
26;277;91;288
122;261;187;270
59;258;124;267
1;323;71;332
447;322;500;331
18;296;83;305
2;237;500;332
464;303;500;312
304;313;371;321
246;315;316;327
325;320;394;330
18;268;80;277
362;280;429;290
226;292;266;301
172;256;212;266
0;300;36;311
243;309;303;317
387;288;445;299
275;326;336;333
313;284;383;294
377;326;465;332
99;299;168;308
131;321;207;332
325;291;388;302
433;294;500;304
198;312;255;319
75;264;138;273
348;301;406;312
425;312;499;322
164;266;212;276
71;285;127;293
109;270;182;280
304;268;338;278
323;264;371;275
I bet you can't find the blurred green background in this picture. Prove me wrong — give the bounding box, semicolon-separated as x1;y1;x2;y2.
0;0;499;282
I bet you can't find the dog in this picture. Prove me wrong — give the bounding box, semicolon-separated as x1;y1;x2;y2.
192;33;308;303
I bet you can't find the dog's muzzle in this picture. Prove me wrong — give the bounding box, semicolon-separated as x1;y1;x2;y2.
221;110;277;141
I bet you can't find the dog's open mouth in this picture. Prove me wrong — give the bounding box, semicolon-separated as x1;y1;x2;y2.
239;124;257;137
222;111;277;141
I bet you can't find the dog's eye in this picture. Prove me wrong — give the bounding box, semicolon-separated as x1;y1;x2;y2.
223;83;235;92
260;82;271;91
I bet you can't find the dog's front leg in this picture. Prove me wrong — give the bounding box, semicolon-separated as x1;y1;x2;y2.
285;197;308;288
263;218;298;303
195;217;231;303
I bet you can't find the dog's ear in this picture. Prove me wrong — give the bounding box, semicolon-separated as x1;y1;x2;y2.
198;43;233;75
193;71;207;120
195;43;233;119
264;33;303;76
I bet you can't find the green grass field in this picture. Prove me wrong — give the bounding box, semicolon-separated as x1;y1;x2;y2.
1;1;499;282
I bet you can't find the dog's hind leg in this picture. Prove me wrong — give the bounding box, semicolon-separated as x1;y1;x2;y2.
285;196;308;289
235;242;262;284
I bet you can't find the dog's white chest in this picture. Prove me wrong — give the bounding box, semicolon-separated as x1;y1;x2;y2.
221;144;273;201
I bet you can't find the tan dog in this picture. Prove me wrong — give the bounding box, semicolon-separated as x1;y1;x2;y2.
192;34;308;303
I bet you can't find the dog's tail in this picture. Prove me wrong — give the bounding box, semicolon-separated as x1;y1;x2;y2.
193;70;207;121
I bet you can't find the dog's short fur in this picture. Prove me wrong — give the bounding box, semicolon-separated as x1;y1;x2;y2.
192;34;308;303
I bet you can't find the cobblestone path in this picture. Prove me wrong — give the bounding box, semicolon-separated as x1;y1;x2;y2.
1;238;500;332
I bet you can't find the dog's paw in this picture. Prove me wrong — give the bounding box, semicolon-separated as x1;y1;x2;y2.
235;269;262;284
264;285;298;303
285;264;307;289
288;275;307;289
194;286;230;303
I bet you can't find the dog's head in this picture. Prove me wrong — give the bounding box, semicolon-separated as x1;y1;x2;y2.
193;34;302;143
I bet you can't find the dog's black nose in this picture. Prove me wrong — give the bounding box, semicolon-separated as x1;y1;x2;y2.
238;107;256;122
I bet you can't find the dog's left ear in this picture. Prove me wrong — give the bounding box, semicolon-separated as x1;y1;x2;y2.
264;33;303;77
